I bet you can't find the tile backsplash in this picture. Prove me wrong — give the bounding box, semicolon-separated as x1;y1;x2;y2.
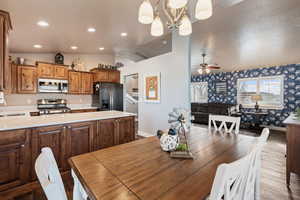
1;94;92;106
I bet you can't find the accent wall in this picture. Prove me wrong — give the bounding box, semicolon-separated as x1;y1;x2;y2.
191;64;300;127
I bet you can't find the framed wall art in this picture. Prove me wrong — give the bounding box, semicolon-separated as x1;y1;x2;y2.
143;72;161;103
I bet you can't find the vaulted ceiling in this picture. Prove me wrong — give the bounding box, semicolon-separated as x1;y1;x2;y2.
1;0;300;73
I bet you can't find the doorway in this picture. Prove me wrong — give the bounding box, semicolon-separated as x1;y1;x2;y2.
124;73;139;116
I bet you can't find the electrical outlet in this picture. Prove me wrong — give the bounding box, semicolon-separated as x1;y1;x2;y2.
0;92;5;104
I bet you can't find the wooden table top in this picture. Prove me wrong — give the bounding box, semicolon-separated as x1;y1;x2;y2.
69;127;258;200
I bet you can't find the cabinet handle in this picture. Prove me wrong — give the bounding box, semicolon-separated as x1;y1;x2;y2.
21;144;25;148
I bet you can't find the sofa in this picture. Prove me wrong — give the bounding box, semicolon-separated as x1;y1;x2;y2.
191;103;235;124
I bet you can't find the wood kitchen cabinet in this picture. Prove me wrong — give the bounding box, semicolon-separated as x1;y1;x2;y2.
0;116;135;199
95;117;135;150
65;122;96;167
117;116;135;144
37;62;68;80
55;65;69;79
0;10;12;92
96;119;117;149
31;125;67;176
81;72;93;94
0;129;31;192
69;71;93;94
68;71;81;94
17;65;37;94
108;70;120;83
10;61;18;93
91;69;120;83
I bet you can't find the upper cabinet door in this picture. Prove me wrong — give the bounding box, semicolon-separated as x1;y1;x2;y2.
69;71;81;94
55;65;68;80
93;70;109;82
81;72;93;94
108;70;120;83
17;65;37;94
37;63;55;78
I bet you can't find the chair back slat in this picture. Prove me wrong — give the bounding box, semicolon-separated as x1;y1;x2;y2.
209;115;241;134
209;128;270;200
35;147;68;200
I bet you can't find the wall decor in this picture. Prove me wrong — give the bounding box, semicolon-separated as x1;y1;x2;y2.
55;53;64;64
144;72;161;103
191;64;300;127
215;81;227;95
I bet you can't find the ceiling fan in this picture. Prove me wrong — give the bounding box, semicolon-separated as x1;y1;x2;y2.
198;53;220;74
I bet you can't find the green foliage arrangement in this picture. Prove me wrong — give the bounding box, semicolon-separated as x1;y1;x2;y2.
176;143;188;151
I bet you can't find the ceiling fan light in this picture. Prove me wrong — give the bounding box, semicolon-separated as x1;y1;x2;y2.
169;0;188;9
138;0;154;24
151;16;164;37
195;0;213;20
206;68;210;73
198;69;203;74
179;15;192;36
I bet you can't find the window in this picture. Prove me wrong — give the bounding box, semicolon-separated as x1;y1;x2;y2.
237;75;284;109
191;82;208;103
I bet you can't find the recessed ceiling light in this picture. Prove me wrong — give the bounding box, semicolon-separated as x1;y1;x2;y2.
71;46;78;50
37;21;49;27
87;27;96;32
99;47;105;51
121;32;128;37
33;44;42;48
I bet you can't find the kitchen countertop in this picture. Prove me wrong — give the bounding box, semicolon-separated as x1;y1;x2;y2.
0;111;136;131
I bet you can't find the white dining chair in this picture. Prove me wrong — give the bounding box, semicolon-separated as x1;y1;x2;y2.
35;147;88;200
209;128;270;200
71;169;88;200
208;114;241;134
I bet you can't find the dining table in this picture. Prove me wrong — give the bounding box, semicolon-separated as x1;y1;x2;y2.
69;126;258;200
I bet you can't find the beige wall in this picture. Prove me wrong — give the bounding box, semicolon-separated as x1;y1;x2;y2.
3;93;92;106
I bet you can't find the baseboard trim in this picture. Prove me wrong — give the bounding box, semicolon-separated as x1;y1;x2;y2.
138;131;154;137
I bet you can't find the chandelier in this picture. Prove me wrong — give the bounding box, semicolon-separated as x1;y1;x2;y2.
138;0;213;36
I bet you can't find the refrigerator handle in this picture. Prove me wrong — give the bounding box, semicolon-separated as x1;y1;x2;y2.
111;91;114;110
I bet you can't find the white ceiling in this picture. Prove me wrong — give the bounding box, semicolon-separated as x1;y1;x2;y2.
1;0;300;73
0;0;161;55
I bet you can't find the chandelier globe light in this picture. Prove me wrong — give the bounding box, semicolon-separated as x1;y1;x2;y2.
151;15;164;36
138;0;213;37
195;0;213;20
138;0;154;24
179;14;192;36
169;0;188;9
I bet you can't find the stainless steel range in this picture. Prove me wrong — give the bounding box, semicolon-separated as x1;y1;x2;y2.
37;99;70;115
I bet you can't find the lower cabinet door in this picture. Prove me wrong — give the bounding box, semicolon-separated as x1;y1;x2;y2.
66;122;96;168
96;119;117;150
31;125;67;178
0;129;31;192
117;117;135;144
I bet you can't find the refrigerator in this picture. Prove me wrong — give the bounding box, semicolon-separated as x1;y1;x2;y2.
92;82;123;111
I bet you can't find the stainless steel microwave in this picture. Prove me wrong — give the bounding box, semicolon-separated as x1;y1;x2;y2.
38;79;68;93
